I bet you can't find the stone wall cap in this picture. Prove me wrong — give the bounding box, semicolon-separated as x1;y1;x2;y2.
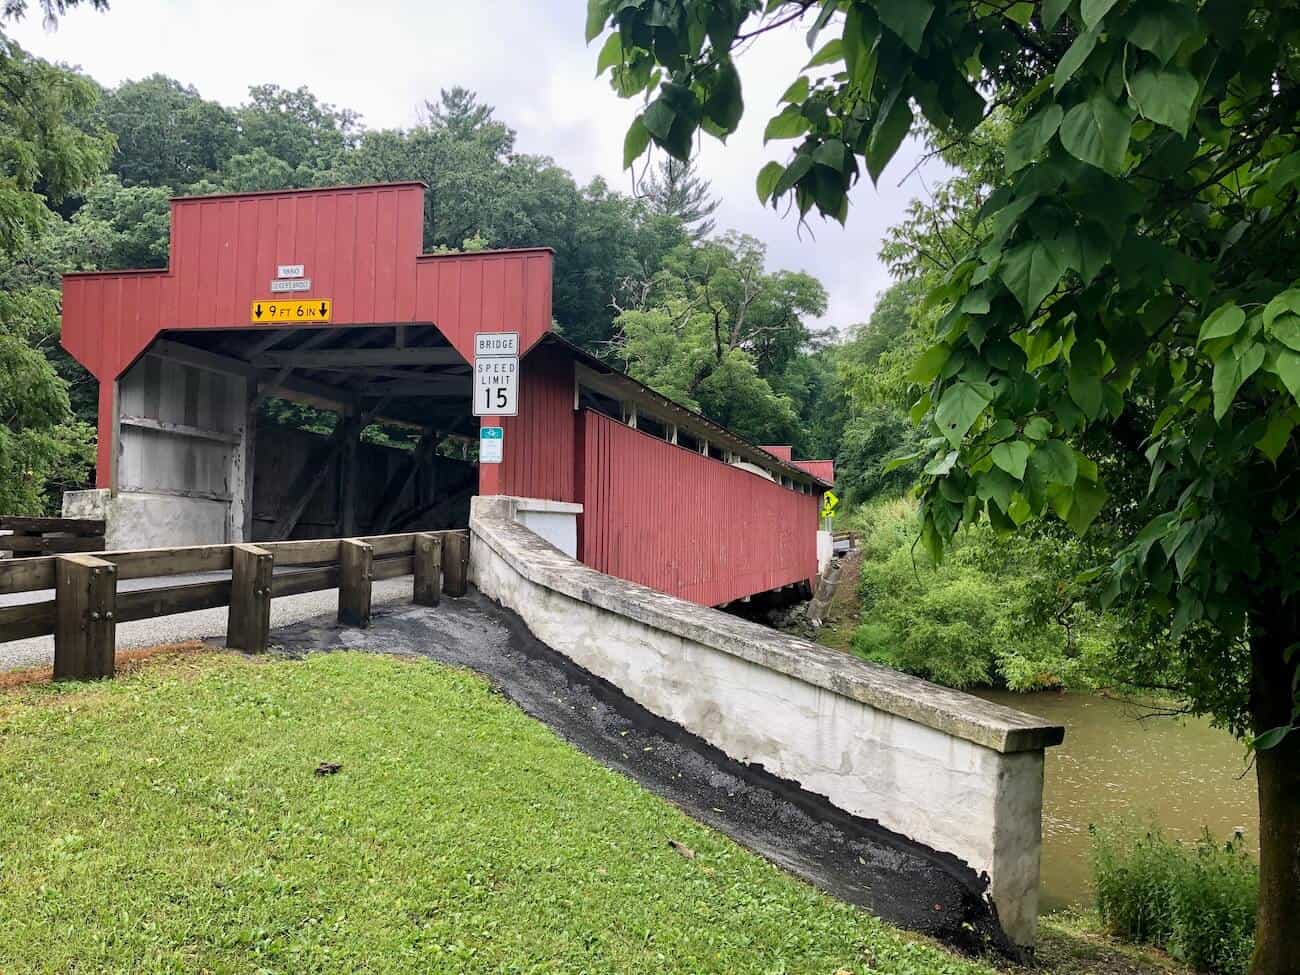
513;498;584;515
471;496;1065;755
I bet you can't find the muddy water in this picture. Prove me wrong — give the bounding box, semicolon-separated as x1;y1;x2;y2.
975;689;1259;912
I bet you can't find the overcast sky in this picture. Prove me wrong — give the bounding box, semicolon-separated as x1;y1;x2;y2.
10;0;948;331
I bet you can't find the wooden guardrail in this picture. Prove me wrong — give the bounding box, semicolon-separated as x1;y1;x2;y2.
832;531;859;549
0;529;471;681
0;516;107;557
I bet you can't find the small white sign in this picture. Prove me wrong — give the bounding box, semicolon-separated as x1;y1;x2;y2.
473;356;519;416
277;264;305;279
475;331;519;358
270;278;312;293
479;425;504;463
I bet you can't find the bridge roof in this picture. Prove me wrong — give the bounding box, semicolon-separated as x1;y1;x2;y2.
61;181;553;381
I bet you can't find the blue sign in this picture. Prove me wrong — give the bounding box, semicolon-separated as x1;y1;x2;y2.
479;425;504;463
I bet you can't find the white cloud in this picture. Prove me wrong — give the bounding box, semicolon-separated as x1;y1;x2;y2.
10;0;948;329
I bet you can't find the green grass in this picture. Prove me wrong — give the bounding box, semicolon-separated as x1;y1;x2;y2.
0;651;1000;975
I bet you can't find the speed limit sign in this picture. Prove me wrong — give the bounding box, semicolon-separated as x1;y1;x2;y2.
473;333;519;416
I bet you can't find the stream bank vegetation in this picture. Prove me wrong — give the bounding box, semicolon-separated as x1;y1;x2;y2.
1091;822;1259;975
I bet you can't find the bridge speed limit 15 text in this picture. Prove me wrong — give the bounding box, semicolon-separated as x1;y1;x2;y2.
474;357;518;416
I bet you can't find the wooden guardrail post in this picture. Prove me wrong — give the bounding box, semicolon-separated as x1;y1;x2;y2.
338;538;373;626
443;532;469;597
53;554;116;680
413;533;443;606
227;544;273;652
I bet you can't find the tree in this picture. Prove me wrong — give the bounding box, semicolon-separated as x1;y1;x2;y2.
0;33;108;512
642;156;720;238
612;232;824;442
586;2;1300;970
235;84;358;182
97;75;238;188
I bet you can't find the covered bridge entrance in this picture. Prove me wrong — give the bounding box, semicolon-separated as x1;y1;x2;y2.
59;182;832;607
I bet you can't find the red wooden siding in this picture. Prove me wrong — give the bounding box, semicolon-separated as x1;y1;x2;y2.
61;182;553;382
497;343;578;503
578;411;820;606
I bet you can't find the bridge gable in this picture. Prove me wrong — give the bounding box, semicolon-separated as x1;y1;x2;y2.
61;182;553;380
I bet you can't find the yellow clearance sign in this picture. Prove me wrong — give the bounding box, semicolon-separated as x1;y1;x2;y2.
251;299;332;323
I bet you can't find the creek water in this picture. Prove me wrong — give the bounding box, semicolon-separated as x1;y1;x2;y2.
974;689;1259;912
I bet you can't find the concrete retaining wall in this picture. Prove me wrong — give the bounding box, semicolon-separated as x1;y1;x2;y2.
469;495;1063;949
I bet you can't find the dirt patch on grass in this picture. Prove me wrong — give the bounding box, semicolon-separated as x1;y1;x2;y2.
0;640;213;692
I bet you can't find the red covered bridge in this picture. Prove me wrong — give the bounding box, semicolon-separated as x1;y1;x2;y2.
59;181;833;607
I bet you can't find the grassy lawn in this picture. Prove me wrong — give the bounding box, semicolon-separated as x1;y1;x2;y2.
0;651;999;975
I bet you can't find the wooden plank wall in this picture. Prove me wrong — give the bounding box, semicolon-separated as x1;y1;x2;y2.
577;410;821;607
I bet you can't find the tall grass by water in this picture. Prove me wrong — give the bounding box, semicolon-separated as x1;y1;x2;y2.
1090;821;1258;975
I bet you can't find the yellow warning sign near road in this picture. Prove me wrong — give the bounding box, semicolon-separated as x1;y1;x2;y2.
250;299;332;323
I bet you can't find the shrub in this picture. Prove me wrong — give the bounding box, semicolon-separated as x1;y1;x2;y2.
847;496;1120;690
1090;821;1258;975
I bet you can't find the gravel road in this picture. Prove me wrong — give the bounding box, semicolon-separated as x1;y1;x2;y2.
0;577;414;672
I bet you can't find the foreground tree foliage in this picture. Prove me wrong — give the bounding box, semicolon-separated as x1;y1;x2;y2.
587;1;1300;970
0;30;107;510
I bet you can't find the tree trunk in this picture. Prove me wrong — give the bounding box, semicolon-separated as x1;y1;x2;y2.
1248;598;1300;975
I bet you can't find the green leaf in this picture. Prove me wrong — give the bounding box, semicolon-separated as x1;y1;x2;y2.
1270;314;1300;352
804;38;843;69
812;139;849;172
1197;303;1245;344
876;0;933;51
1080;0;1119;29
1252;725;1294;751
1068;366;1104;419
1066;478;1109;534
935;381;993;447
1263;289;1300;328
867;90;913;184
1000;239;1067;315
1007;492;1033;526
773;152;812;196
755;161;784;204
1060;94;1132;175
1268;349;1300;404
1005;104;1063;174
909;344;951;384
1054;26;1099;93
1032;440;1078;485
1024;416;1052;441
1255;412;1295;462
585;0;607;42
763;105;809;142
1128;67;1199;136
642;98;676;140
703;61;744;134
595;32;623;75
622;117;651;169
1043;0;1071;29
909;390;933;425
884;451;923;472
1212;343;1265;421
924;450;959;476
780;76;810;104
1126;2;1198;64
991;440;1030;480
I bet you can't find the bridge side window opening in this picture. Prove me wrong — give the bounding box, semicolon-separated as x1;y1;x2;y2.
637;414;668;441
578;385;622;421
676;430;701;453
